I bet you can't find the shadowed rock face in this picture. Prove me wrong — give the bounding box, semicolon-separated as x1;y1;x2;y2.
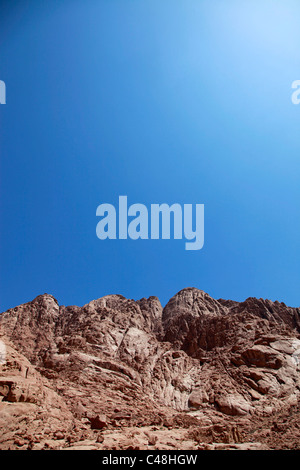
1;287;300;450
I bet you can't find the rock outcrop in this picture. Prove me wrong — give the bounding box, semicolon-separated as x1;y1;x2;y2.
1;287;300;450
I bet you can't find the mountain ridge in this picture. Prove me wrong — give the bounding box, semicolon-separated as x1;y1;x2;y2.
1;287;300;450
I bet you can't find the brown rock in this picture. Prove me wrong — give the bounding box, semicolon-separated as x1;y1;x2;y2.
241;345;284;369
1;288;300;450
88;414;108;430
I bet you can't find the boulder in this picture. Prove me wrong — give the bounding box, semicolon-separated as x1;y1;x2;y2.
215;395;253;416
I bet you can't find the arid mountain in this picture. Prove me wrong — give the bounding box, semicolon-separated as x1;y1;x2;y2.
1;287;300;450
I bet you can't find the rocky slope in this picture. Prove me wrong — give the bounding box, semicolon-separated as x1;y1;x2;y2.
1;287;300;450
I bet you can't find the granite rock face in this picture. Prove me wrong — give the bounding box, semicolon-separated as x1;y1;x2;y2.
1;287;300;450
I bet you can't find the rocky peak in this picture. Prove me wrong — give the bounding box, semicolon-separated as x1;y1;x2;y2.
0;294;60;364
228;296;300;333
162;287;228;324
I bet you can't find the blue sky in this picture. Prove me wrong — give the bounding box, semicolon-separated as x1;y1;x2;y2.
0;0;300;310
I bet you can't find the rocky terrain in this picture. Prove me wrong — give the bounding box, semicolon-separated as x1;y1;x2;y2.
1;287;300;450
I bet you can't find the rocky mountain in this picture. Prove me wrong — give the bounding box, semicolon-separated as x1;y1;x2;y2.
1;287;300;450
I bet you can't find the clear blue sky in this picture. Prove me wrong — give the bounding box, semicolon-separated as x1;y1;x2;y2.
1;0;300;311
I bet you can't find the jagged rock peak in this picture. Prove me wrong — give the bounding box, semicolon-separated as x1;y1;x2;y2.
79;294;163;332
227;296;300;332
0;293;59;315
33;293;59;304
162;287;228;324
